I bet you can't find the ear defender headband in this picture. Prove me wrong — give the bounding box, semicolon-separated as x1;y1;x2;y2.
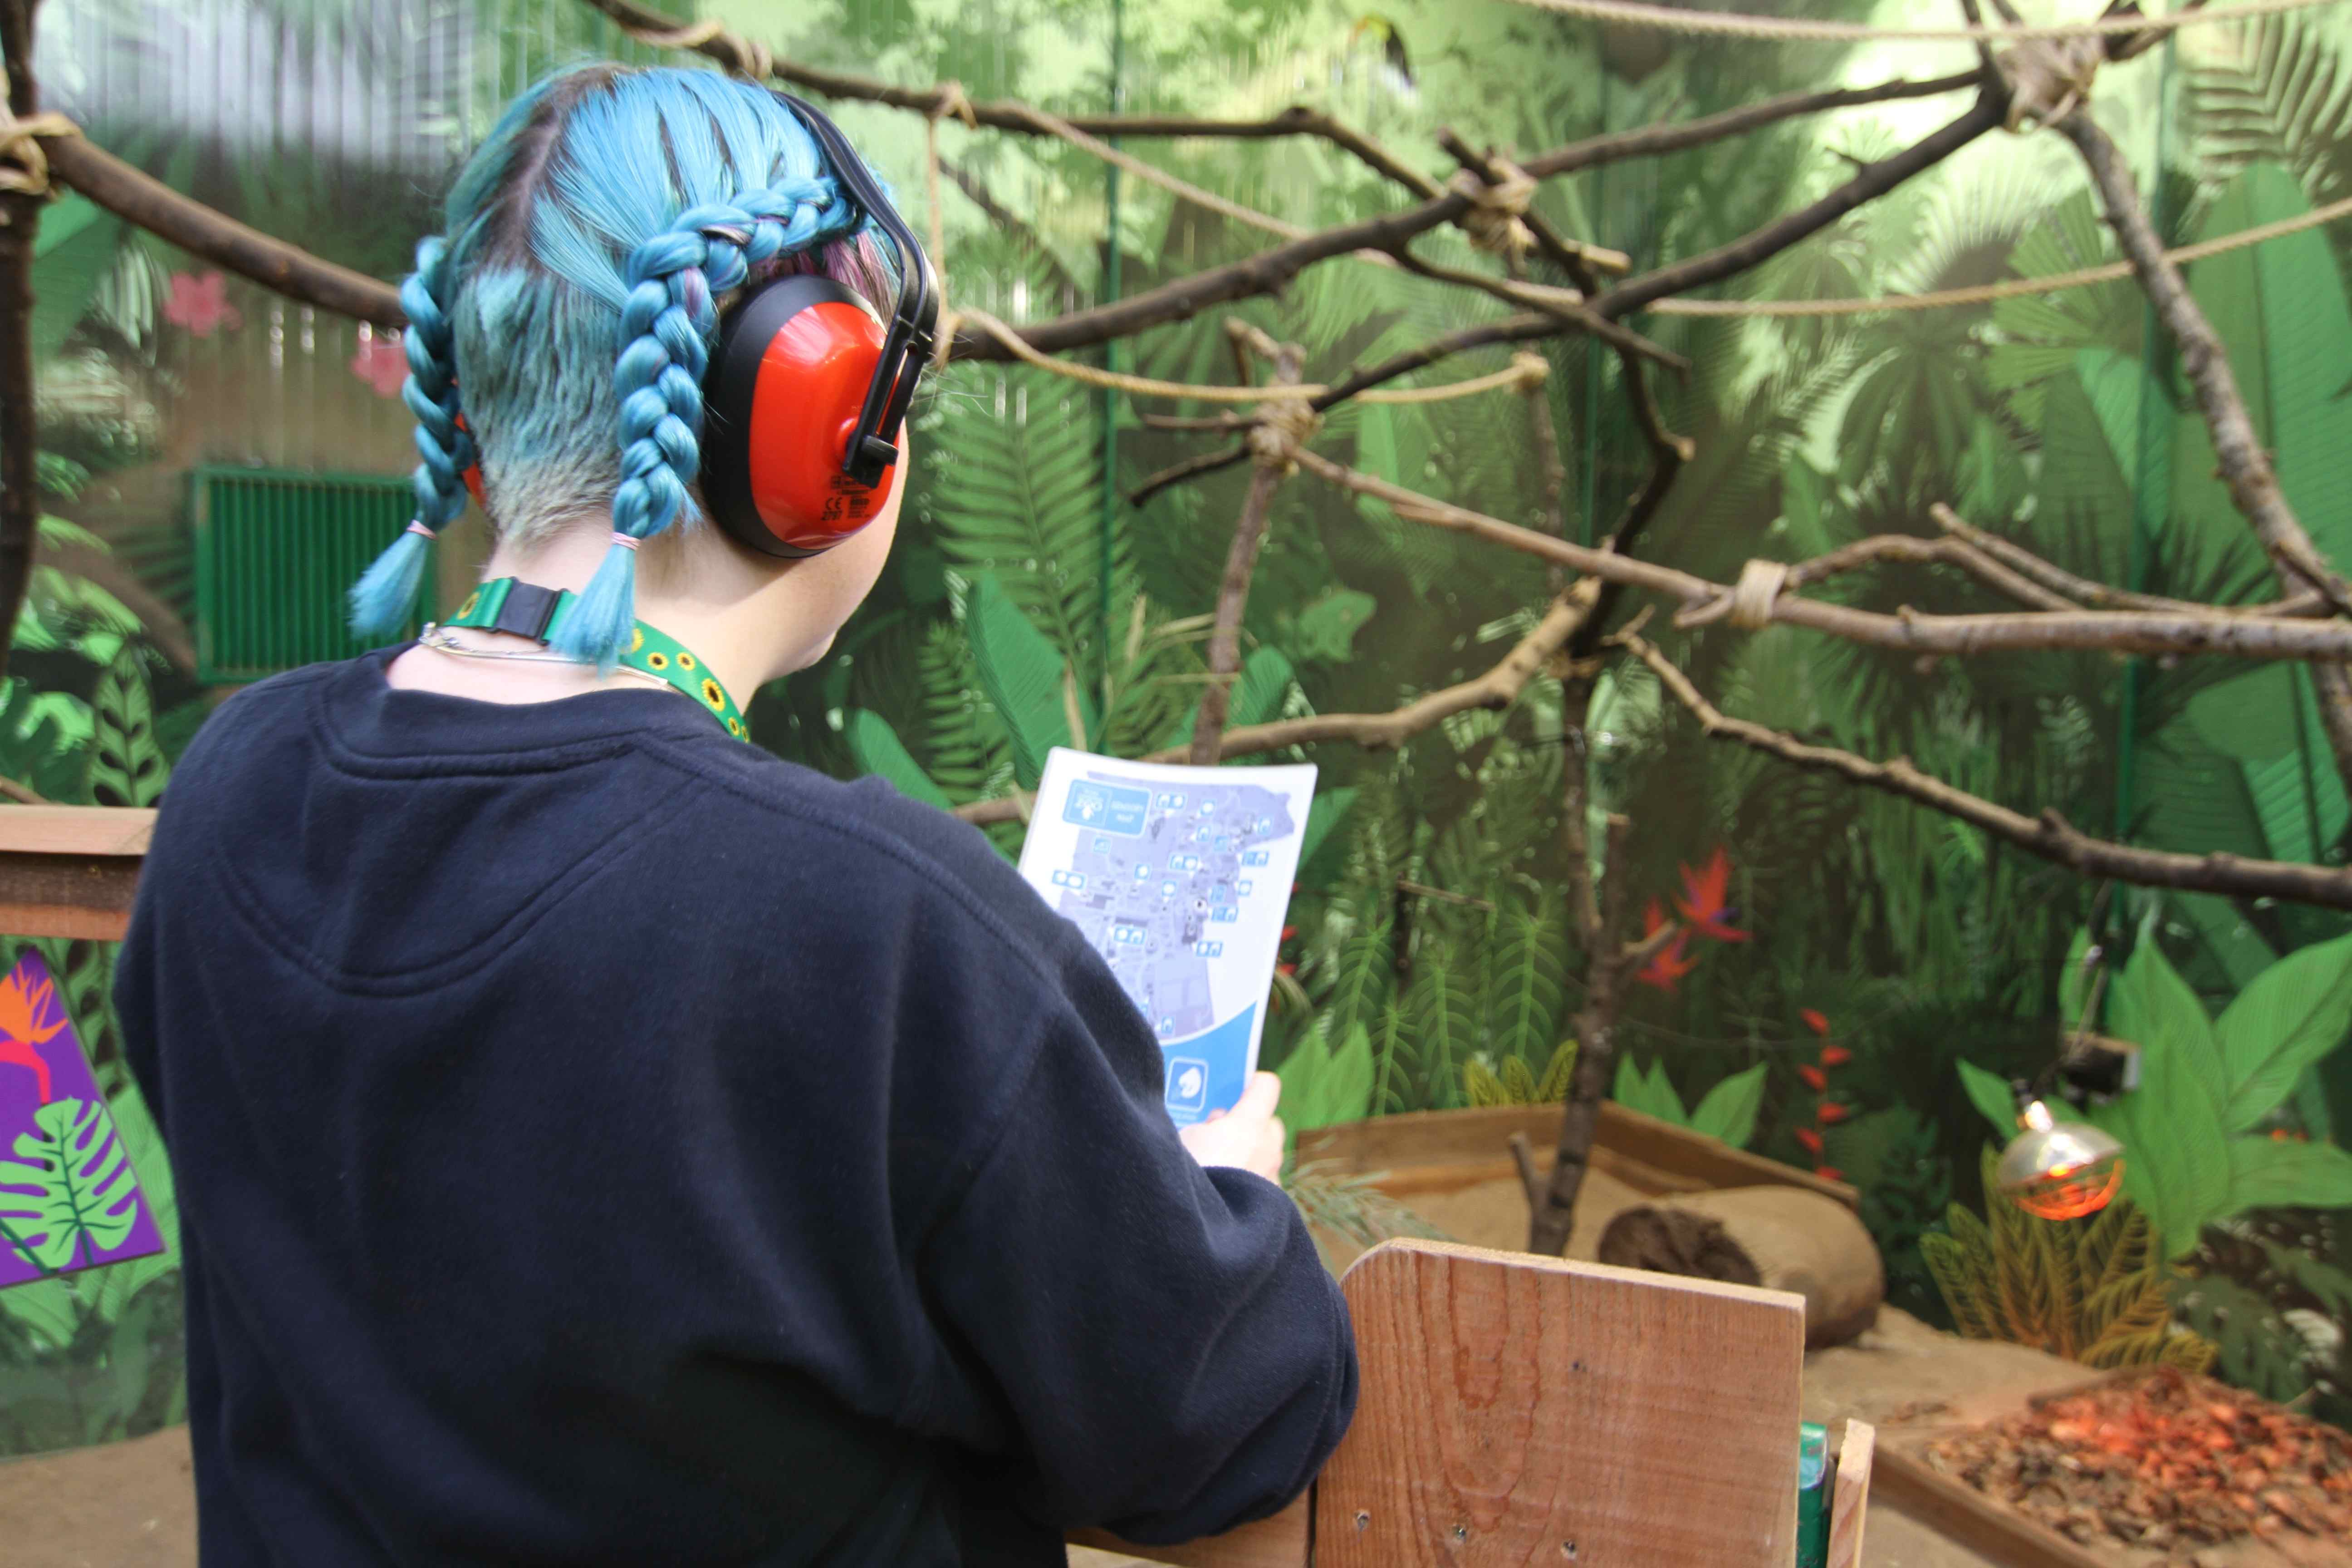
699;93;940;558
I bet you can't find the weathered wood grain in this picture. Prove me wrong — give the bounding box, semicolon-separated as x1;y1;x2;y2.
1873;1446;2111;1568
1828;1420;1873;1568
1313;1239;1805;1567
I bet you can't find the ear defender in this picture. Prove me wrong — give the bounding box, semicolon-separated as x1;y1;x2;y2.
700;275;904;558
695;90;937;561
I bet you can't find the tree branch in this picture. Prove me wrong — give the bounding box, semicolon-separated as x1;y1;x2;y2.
1189;339;1303;764
44;132;403;328
1595;96;2007;320
0;0;49;685
949;581;1598;824
1293;448;2352;663
1624;630;2352;910
1930;503;2326;617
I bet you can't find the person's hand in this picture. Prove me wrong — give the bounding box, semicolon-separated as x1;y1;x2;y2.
1177;1071;1285;1184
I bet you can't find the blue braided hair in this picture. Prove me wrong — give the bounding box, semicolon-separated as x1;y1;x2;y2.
346;65;886;663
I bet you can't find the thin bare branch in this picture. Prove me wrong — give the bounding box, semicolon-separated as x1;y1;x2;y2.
1595;96;2006;319
1189;341;1304;764
44;132;403;328
1625;631;2352;910
1930;503;2327;617
1294;448;2352;663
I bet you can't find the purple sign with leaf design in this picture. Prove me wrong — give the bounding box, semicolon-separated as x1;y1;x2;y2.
0;950;163;1290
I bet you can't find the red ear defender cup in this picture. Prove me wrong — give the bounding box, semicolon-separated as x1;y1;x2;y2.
702;275;899;559
452;409;486;509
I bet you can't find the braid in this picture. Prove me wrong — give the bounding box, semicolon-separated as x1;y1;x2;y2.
348;237;475;637
549;176;856;668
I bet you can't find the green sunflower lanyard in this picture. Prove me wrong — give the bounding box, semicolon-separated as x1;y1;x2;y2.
436;577;751;742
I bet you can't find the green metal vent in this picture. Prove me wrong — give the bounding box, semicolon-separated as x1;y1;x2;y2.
191;466;432;684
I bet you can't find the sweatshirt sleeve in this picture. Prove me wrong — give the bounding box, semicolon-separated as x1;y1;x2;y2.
916;937;1357;1544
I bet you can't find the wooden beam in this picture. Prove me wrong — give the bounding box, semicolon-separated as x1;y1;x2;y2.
1068;1499;1309;1568
1295;1102;1860;1212
1828;1421;1874;1568
0;806;157;940
1872;1447;2112;1568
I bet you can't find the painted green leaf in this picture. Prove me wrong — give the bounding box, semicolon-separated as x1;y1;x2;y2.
0;1098;143;1273
965;575;1090;790
1291;588;1376;663
1320;1023;1375;1129
1688;1062;1767;1149
2215;931;2352;1133
2225;1136;2352;1212
31;196;122;364
843;710;955;811
87;647;167;809
2110;940;2226;1108
1275;1031;1336;1131
2086;1016;2233;1260
1298;787;1357;878
1957;1059;2019;1138
1483;895;1566;1068
1228;647;1296;730
2057;927;2096;1033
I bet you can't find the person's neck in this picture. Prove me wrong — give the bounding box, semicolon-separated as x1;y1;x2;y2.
387;523;817;712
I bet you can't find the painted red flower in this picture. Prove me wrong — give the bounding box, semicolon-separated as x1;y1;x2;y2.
1672;847;1749;944
350;333;409;398
1818;1044;1852;1067
1800;1008;1830;1037
1814;1166;1845;1183
1794;1126;1824;1155
163;270;241;338
1275;961;1296;978
1635;899;1698;992
1815;1102;1850;1125
1280;925;1297;944
1798;1064;1828;1093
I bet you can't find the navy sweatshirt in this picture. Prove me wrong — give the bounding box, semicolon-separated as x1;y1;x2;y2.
114;650;1356;1567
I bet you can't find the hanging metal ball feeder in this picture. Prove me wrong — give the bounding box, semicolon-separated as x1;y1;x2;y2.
1998;1098;2124;1221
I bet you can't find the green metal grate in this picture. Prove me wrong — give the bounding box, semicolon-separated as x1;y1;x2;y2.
191;466;432;684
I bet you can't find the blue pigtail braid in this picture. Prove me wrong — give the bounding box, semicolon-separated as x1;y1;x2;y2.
348;237;475;637
549;178;856;669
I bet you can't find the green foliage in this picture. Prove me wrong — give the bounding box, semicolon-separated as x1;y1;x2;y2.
86;647;167;809
1611;1055;1767;1148
1960;934;2352;1258
1276;1022;1375;1132
965;574;1091;789
1463;1039;1576;1107
1829;1105;1953;1326
0;1099;142;1274
842;710;956;811
1923;1151;2215;1371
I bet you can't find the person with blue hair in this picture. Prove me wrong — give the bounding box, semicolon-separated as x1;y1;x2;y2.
115;64;1354;1568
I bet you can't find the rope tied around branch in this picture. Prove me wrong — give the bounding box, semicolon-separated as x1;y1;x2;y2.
1448;158;1538;261
1998;34;2107;132
1510;350;1550;394
929;80;979;129
0;108;79;200
1728;559;1791;629
1249;398;1323;472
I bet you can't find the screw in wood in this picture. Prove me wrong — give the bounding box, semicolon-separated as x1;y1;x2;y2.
1452;1523;1468;1542
1561;1544;1578;1560
1354;1510;1370;1533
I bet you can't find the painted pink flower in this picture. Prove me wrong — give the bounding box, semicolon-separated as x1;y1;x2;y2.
163;271;240;338
350;334;409;398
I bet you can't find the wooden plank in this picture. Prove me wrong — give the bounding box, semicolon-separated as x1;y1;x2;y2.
0;853;141;940
0;805;156;856
1294;1103;1858;1212
1872;1447;2112;1568
1314;1239;1805;1568
1827;1420;1873;1568
1067;1497;1310;1568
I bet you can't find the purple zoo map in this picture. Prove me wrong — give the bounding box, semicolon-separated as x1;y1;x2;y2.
1045;773;1299;1040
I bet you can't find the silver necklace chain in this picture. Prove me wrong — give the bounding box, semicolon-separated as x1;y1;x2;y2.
415;624;669;689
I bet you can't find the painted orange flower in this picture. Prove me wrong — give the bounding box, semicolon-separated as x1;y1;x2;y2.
1673;847;1749;944
1798;1064;1828;1093
1634;900;1698;992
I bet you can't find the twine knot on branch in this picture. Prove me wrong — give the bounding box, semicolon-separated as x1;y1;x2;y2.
1511;351;1550;394
0;108;78;201
1997;34;2105;132
1249;398;1323;472
1448;158;1537;260
1728;558;1790;629
929;80;979;128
